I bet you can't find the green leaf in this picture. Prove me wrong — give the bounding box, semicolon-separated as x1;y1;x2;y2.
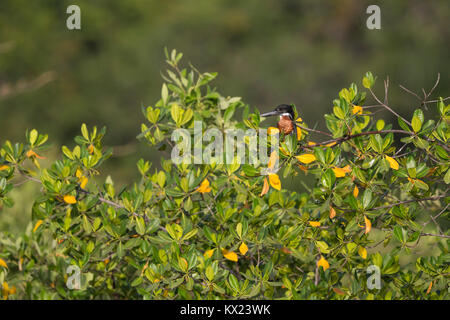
376;119;385;131
236;222;243;238
362;189;373;209
162;83;168;105
411;116;422;133
182;228;198;241
29;129;38;145
81;123;89;140
444;169;450;184
206;265;215;281
393;226;406;243
398;117;410;132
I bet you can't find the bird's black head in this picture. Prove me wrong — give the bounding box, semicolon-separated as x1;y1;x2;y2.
261;104;294;119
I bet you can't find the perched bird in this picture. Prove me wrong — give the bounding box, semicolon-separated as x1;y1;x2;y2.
261;104;295;135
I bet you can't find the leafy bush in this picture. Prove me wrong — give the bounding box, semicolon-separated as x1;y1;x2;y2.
0;50;448;300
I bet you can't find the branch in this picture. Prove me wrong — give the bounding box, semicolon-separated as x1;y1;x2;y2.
369;194;448;212
368;87;411;126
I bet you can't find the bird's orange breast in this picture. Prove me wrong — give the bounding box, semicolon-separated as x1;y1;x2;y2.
278;116;294;135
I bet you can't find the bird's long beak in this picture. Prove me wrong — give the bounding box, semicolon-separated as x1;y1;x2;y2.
260;110;280;117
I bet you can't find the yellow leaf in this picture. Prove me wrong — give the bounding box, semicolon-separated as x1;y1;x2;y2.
80;176;88;190
268;151;278;170
317;256;330;271
63;195;77;204
204;249;215;259
0;258;7;269
296;117;303;122
309;221;321;227
196;179;211;193
307;141;317;146
296;127;302;140
33;220;43;233
325;142;337;147
353;185;359;197
352;105;363;115
329;206;336;219
2;282;9;297
332;167;346;178
296;153;316;164
222;249;238;262
268;174;281;190
239;242;248;255
385;155;399;170
358;246;367;259
267;127;279;135
0;165;9;171
364;216;372;234
260;177;269;196
76;169;83;178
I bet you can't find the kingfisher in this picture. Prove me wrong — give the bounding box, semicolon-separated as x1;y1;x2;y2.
261;104;296;135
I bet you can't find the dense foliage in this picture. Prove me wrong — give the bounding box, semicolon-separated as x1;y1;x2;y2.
0;51;449;300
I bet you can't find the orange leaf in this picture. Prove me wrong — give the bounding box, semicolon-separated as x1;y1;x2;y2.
26;150;45;159
332;167;346;178
353;185;359;197
0;258;7;269
333;288;346;295
426;281;433;294
329;206;336;219
352;105;363;115
268;174;281;190
364;216;372;234
8;286;16;295
281;247;292;254
298;165;308;173
309;221;321;227
260;177;269;196
342;165;352;173
0;165;9;171
204;249;215;259
63;195;77;204
222;249;238;262
80;176;88;190
33;220;43;233
317;256;330;271
296;154;316;164
88;144;95;154
239;242;248;255
196;179;211;193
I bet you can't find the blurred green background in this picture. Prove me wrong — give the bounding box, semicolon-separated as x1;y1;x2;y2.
0;0;448;233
